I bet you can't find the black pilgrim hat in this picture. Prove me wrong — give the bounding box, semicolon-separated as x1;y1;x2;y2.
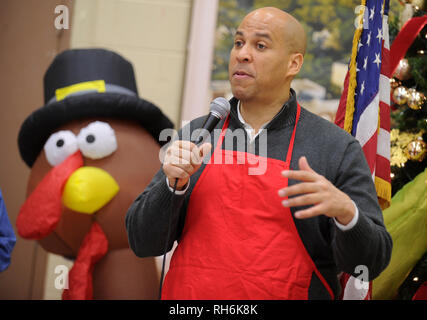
18;48;174;168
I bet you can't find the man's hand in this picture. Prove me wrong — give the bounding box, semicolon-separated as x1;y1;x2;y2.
278;156;355;225
163;140;212;191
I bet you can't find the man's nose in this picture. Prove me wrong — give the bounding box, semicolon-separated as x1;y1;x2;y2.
236;45;252;63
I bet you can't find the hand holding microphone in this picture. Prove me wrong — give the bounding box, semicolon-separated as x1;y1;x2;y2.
163;97;230;191
163;140;211;190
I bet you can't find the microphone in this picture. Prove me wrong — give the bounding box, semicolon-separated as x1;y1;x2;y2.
192;97;231;145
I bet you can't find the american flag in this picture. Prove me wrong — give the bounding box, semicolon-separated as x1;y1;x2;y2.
334;0;391;299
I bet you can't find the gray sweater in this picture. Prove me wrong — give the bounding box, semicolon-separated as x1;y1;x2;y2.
125;89;392;299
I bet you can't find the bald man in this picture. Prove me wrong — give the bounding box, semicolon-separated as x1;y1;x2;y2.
126;7;392;300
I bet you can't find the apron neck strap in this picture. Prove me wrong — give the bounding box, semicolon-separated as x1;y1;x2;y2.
216;101;302;162
285;102;301;165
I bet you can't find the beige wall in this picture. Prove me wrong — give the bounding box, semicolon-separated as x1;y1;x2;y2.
70;0;192;126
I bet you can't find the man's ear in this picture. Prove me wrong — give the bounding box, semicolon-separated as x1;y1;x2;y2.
286;53;304;78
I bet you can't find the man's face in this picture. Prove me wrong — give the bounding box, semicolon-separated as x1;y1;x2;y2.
228;11;291;102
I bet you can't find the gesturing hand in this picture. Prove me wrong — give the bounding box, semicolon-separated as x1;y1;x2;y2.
278;156;355;225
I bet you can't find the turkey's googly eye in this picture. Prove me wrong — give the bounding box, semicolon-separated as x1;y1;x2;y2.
44;130;78;166
77;121;117;160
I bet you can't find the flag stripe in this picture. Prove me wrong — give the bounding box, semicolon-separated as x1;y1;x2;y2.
379;101;391;130
379;75;390;106
375;154;391;177
377;128;390;160
362;133;378;173
383;16;390;50
355;94;380;146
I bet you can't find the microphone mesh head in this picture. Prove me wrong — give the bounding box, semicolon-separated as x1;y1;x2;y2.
210;97;231;119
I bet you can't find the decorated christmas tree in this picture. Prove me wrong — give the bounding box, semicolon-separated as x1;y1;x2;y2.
373;0;426;300
389;0;426;195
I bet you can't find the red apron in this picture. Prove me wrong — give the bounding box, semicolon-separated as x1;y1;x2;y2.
162;104;334;300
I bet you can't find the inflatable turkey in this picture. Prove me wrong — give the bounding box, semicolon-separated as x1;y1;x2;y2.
17;48;173;299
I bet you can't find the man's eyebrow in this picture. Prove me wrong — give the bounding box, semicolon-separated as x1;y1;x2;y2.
255;32;272;41
234;30;272;41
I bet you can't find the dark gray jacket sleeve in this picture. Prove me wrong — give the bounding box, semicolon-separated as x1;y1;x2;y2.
125;168;186;257
331;140;393;280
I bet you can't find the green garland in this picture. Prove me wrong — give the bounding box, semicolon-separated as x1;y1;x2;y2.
389;12;427;196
